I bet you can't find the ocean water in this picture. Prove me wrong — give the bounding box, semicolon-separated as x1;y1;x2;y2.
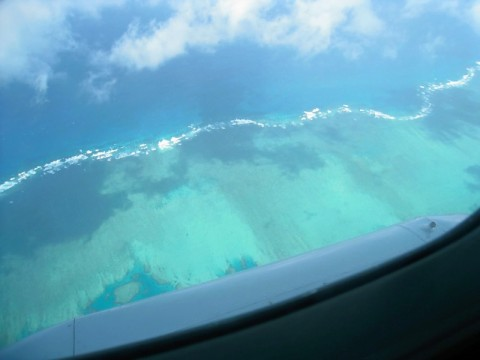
1;1;480;348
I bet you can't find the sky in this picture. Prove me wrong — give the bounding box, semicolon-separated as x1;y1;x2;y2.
1;0;480;102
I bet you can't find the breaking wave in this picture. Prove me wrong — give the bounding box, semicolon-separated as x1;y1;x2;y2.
1;61;479;196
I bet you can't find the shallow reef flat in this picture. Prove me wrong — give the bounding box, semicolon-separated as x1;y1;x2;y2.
1;89;479;346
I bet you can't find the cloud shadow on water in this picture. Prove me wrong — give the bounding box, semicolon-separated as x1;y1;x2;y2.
424;88;480;141
180;126;259;163
139;170;189;199
466;165;480;192
0;162;132;258
180;125;325;175
260;143;325;176
110;155;190;199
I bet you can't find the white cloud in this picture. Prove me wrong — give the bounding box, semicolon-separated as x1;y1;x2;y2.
403;0;463;18
105;0;384;70
403;0;480;34
81;71;117;103
0;0;124;96
33;73;50;104
0;1;71;90
257;0;383;54
471;1;480;32
403;0;434;17
347;3;384;36
107;18;192;70
2;0;479;98
421;35;445;59
106;0;272;70
384;47;399;60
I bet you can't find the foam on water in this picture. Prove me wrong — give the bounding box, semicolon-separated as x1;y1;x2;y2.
0;61;479;347
1;61;479;196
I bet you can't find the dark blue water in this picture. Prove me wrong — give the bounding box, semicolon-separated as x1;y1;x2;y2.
1;17;478;181
1;1;480;348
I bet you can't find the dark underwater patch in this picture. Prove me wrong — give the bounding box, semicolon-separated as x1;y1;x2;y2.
260;143;325;176
0;162;132;257
180;125;324;175
383;87;424;114
180;125;259;163
85;263;175;314
222;255;257;276
141;175;187;197
424;88;480;140
466;165;480;191
106;155;189;199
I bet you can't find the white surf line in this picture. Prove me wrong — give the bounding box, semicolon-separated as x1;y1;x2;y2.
0;122;234;195
2;62;479;196
300;61;480;123
0;115;296;195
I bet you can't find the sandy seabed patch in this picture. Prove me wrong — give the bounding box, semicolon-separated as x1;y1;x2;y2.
1;110;479;347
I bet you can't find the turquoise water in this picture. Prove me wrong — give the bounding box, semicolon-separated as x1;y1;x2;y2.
0;0;480;347
87;263;176;313
88;256;256;313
